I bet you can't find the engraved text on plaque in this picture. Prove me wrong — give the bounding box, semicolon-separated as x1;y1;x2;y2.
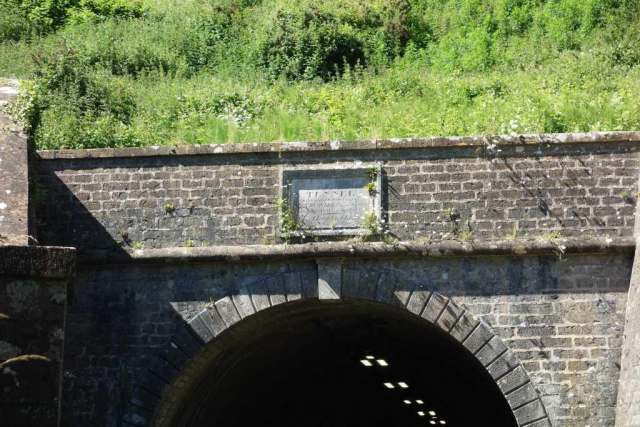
281;167;382;236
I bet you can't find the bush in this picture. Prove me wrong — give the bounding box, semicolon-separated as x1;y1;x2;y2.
67;0;145;24
258;9;366;80
7;45;138;148
1;0;145;40
4;0;640;149
0;3;33;42
178;89;264;126
181;8;237;70
60;19;190;77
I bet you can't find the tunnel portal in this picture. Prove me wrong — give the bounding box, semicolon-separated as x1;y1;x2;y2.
159;299;519;427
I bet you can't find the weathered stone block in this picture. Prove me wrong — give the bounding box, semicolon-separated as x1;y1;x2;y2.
475;335;509;366
422;292;448;323
497;366;530;395
513;399;547;425
317;260;342;300
250;280;271;311
437;299;464;332
450;311;480;342
463;322;494;354
215;297;241;327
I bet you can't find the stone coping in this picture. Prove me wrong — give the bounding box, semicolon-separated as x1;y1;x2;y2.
79;236;635;266
37;131;640;160
0;245;76;279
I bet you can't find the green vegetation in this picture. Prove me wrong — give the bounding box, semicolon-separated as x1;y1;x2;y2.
360;211;395;244
1;0;639;150
275;197;299;242
505;222;518;241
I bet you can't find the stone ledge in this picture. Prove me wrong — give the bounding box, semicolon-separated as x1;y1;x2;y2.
36;131;640;160
0;246;76;279
79;236;635;266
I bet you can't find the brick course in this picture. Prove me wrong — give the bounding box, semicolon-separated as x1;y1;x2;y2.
28;132;640;426
35;138;640;255
61;253;631;426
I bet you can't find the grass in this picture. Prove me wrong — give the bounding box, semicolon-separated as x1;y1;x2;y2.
1;0;639;150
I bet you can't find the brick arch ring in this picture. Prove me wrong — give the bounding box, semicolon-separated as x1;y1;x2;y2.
122;266;551;427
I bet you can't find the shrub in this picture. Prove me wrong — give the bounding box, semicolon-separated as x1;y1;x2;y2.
258;9;366;80
181;8;236;70
7;45;138;149
4;0;640;149
6;0;72;35
58;18;190;77
1;0;145;40
67;0;145;24
0;3;33;42
177;89;264;126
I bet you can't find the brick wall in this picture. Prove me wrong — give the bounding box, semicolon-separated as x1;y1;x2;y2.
0;246;75;427
62;253;631;426
35;134;640;255
63;260;317;426
31;132;640;426
344;255;631;426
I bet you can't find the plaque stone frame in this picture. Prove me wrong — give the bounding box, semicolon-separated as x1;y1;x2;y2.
280;164;383;237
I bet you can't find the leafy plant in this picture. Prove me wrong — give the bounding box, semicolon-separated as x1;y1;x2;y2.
457;230;473;242
0;0;145;39
541;231;562;241
2;0;640;150
276;198;299;242
368;166;379;180
361;211;380;234
258;9;366;81
185;239;194;247
505;223;518;241
163;203;175;213
131;241;142;249
360;211;396;244
6;44;138;148
364;181;377;196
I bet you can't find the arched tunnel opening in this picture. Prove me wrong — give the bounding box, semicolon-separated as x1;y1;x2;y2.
160;299;518;427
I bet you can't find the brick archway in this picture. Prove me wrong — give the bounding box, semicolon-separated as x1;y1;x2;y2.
122;267;551;427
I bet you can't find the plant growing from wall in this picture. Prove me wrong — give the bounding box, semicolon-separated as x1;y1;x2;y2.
163;203;176;214
363;166;379;196
132;241;142;250
360;211;396;245
539;231;566;260
620;190;638;204
368;166;379;180
457;229;473;242
364;181;376;196
442;206;473;240
185;239;194;247
276;198;299;243
361;211;379;234
540;231;562;241
505;223;518;241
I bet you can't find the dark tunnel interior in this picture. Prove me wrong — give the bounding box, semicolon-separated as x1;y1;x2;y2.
166;299;518;427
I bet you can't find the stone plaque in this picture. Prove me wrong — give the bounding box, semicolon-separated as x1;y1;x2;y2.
281;166;382;236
